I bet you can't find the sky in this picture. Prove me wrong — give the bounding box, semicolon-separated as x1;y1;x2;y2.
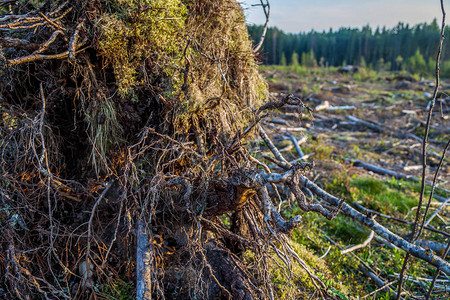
241;0;447;33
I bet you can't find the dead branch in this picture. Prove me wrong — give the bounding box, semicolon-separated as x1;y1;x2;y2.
7;50;70;66
253;0;270;53
418;139;449;238
136;218;153;300
398;1;447;290
285;132;305;161
38;12;64;31
347;158;450;197
257;94;309;115
323;232;400;298
424;197;450;226
426;239;450;299
352;202;450;238
346;115;445;149
341;230;374;254
298;175;450;275
69;21;84;61
35;30;65;54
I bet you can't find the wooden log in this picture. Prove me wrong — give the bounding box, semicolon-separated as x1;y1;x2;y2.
298;175;450;275
326;105;356;111
314;101;330;111
346;115;447;150
346;158;450;198
136;219;152;300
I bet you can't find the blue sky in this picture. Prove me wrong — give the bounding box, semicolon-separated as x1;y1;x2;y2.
241;0;446;33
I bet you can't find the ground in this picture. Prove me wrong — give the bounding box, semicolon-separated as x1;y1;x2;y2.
250;65;449;299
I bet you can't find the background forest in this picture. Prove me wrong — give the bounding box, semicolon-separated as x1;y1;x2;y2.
248;20;450;76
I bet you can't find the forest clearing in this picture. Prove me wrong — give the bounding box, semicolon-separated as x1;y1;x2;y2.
0;0;449;299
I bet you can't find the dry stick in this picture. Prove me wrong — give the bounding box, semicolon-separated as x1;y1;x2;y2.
0;36;40;50
346;115;444;149
253;0;270;52
68;21;84;61
397;2;446;297
35;30;64;54
424;197;450;227
346;158;450;198
136;218;152;300
296;174;450;275
361;280;398;299
38;11;64;31
285;132;305;160
352;203;450;239
426;239;450;299
323;232;400;298
397;7;445;300
85;182;111;287
101;193;124;269
341;230;374;254
8;50;69;66
418;139;449;236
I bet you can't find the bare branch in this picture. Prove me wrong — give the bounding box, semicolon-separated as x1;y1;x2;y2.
299;175;450;275
341;230;374;254
397;1;447;296
38;12;64;31
253;0;270;52
7;50;70;66
34;30;65;54
69;22;84;61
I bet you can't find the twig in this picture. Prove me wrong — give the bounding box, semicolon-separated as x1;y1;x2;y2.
253;0;270;52
34;30;64;54
0;37;40;50
341;230;374;254
418;139;449;235
398;1;446;297
38;12;64;31
323;232;400;298
424;197;450;227
361;280;398;299
318;246;331;259
85;182;112;287
346;158;450;196
426;239;450;299
285;132;305;161
352;202;450;238
7;50;70;66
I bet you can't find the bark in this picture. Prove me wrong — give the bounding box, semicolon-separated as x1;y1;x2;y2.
137;219;152;300
298;175;450;275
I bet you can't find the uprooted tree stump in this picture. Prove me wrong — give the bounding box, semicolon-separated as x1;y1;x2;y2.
3;1;448;299
1;1;340;299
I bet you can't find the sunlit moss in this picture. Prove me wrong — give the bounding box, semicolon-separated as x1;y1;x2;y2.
96;0;187;96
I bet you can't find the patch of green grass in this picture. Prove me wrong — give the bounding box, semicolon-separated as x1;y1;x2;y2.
302;136;335;160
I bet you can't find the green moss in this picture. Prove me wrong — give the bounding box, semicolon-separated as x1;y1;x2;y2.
96;0;187;96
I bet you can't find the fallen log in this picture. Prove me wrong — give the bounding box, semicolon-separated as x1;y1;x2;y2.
136;219;152;300
345;115;446;149
326;105;356;111
297;175;450;275
346;158;450;198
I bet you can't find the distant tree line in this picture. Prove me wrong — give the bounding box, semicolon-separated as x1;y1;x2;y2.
248;20;450;76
